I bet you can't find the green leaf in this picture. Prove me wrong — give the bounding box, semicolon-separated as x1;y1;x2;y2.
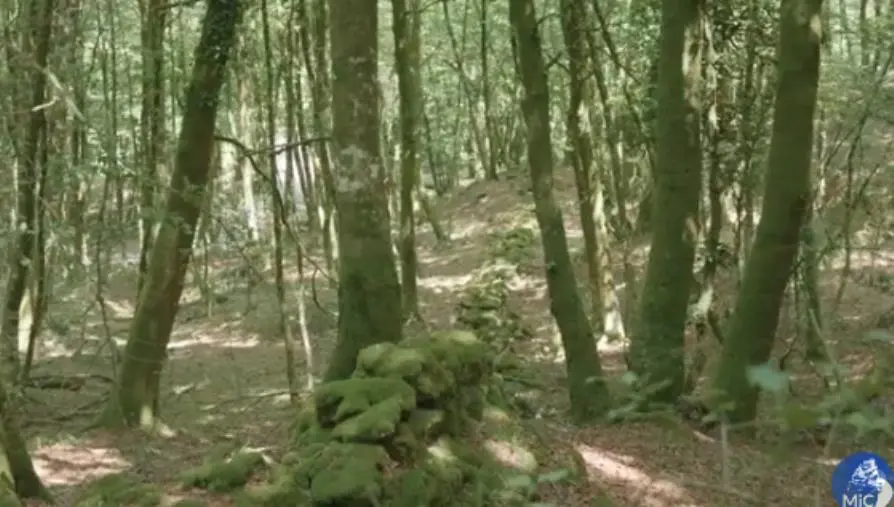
746;363;790;393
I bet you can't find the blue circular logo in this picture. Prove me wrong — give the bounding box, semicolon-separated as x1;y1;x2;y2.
832;452;894;506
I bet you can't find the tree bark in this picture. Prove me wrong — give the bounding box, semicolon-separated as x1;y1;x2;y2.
392;0;422;319
509;0;611;422
324;0;403;381
101;0;243;428
628;0;703;404
711;0;824;423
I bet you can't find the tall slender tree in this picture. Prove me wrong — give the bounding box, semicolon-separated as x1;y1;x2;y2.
101;0;243;428
509;0;611;422
712;0;825;423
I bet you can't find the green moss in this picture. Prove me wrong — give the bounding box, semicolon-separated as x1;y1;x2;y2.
331;395;407;442
314;377;416;427
237;465;309;507
355;343;457;404
180;450;266;492
74;473;161;507
307;443;390;506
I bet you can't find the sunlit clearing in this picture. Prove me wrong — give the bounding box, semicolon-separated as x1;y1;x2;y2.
168;334;261;351
419;274;475;290
33;443;131;486
575;444;696;506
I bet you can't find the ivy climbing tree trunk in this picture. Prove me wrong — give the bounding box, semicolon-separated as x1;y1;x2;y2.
711;0;825;424
323;0;403;381
509;0;611;423
101;0;243;428
391;0;422;320
628;0;703;404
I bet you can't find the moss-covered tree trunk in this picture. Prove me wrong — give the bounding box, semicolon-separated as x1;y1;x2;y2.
391;0;422;320
508;0;611;422
628;0;703;404
324;0;403;381
711;0;824;423
101;0;243;428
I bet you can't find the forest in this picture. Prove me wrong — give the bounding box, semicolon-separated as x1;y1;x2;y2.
0;0;892;504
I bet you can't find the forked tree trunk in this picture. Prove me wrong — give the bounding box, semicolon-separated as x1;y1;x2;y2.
628;0;703;404
509;0;611;422
100;0;243;428
711;0;825;424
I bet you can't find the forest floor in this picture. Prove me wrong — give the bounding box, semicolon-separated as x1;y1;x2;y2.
21;173;894;506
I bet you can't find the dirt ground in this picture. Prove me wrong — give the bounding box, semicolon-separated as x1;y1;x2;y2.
22;175;894;506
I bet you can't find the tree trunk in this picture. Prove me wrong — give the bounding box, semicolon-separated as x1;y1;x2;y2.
0;0;55;385
509;0;611;423
392;0;422;319
100;0;242;428
628;0;703;404
0;375;49;500
324;0;403;381
711;0;824;424
560;0;606;334
135;0;166;296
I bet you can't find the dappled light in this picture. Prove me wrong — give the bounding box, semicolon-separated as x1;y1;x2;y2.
3;0;893;505
32;443;130;487
576;445;696;506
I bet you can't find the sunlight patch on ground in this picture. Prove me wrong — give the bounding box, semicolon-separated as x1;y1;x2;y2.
419;274;475;291
450;221;489;240
32;443;130;486
104;299;135;319
576;444;697;506
35;336;78;359
168;334;261;351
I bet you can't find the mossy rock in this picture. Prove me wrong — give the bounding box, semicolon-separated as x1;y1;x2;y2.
74;473;161;507
314;377;416;427
331;394;408;443
406;409;448;441
403;330;493;386
455;273;531;346
306;443;390;507
488;228;536;265
180;450;266;492
237;465;309;507
355;342;457;404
